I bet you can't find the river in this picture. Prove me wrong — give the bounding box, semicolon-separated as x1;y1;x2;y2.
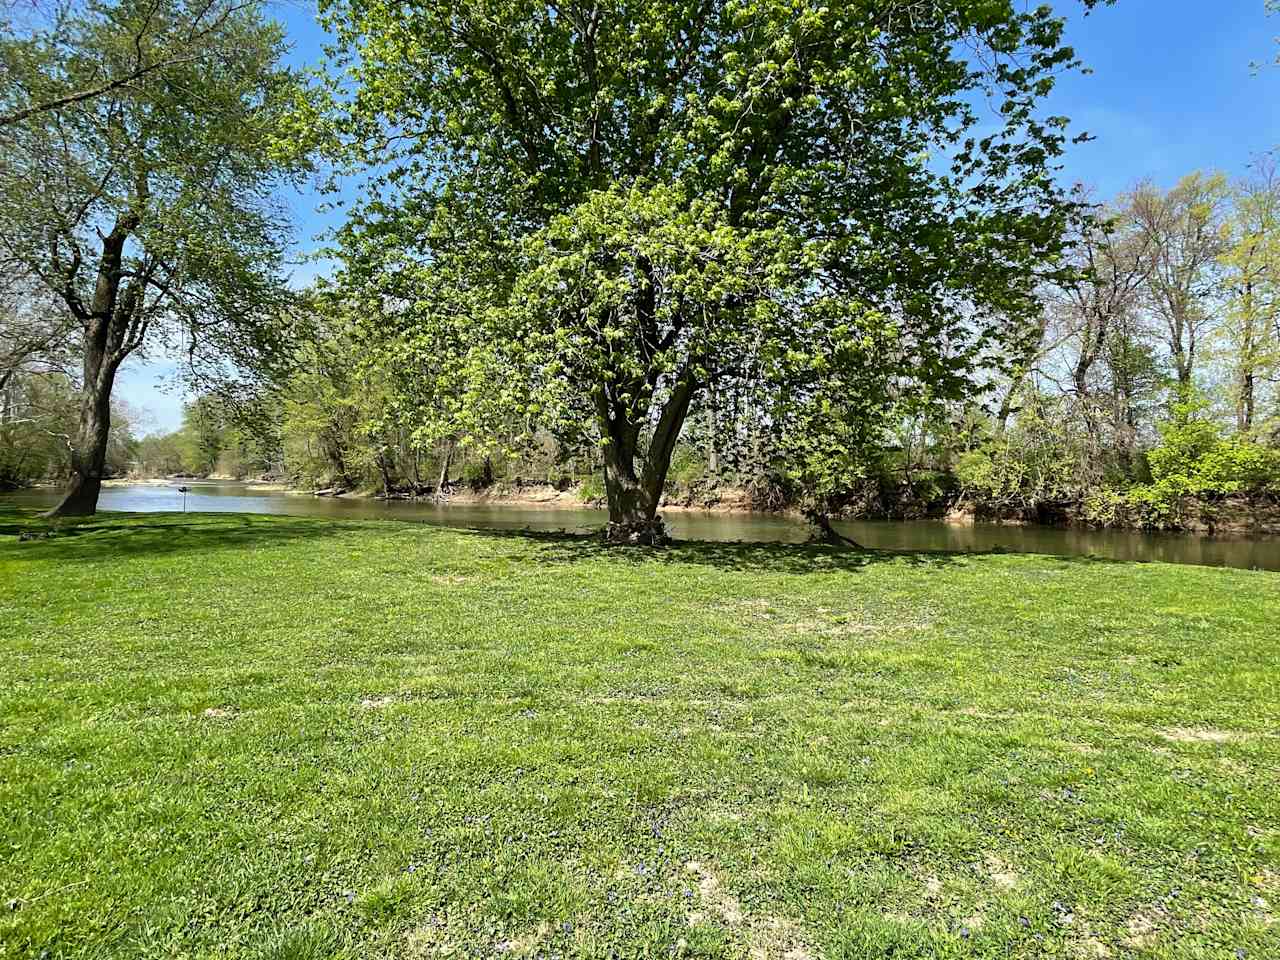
5;480;1280;572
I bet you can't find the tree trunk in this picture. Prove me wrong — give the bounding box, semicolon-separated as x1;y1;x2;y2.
802;508;868;549
1238;284;1256;433
45;218;137;518
995;379;1021;438
1239;372;1255;433
602;442;664;543
376;448;394;497
600;377;694;545
434;442;453;501
46;339;118;517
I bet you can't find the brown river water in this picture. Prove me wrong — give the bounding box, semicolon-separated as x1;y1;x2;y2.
4;480;1279;572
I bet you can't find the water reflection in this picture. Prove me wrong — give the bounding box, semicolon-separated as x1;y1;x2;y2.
4;480;1278;572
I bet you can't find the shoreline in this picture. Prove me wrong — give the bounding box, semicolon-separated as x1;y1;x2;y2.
21;477;1280;541
102;477;295;493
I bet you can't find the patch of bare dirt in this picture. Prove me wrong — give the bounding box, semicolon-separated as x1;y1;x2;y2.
359;695;396;709
685;860;744;926
957;706;1010;721
201;706;236;720
1123;909;1163;949
497;921;552;955
983;853;1019;891
1159;726;1239;744
781;618;881;637
403;918;450;957
749;917;813;960
683;861;813;960
429;574;470;586
1071;936;1113;958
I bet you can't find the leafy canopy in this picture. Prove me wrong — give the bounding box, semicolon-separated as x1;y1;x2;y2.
315;0;1113;519
0;0;310;383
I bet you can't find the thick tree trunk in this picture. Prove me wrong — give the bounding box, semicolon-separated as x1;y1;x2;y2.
47;342;118;517
46;218;137;518
602;444;665;544
600;377;694;545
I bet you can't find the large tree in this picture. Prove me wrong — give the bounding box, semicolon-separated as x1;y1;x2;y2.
319;0;1112;542
0;0;306;515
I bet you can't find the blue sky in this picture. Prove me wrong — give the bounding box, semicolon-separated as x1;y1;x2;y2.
118;0;1280;433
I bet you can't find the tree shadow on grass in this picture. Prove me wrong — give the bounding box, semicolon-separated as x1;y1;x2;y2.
0;509;357;561
455;525;995;575
0;506;1139;573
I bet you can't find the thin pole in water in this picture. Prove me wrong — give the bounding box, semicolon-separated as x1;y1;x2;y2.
178;485;190;513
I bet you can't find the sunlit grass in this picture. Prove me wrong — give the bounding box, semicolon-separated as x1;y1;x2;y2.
1;510;1277;959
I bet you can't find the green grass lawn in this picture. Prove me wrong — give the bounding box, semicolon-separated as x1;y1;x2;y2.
1;511;1277;960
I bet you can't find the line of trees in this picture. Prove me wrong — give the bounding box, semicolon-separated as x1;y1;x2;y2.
109;158;1280;532
5;0;1278;536
957;167;1280;526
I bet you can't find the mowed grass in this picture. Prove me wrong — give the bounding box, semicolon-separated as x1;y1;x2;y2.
0;512;1277;960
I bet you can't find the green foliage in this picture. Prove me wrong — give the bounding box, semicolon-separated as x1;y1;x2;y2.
1146;394;1279;494
955;396;1093;508
1;0;310;512
665;445;709;491
1083;395;1280;527
314;0;1097;526
0;0;308;380
0;371;137;485
577;473;606;504
178;398;227;476
132;432;186;477
131;394;284;479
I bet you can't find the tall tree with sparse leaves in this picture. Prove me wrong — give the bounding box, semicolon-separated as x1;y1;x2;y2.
0;0;308;515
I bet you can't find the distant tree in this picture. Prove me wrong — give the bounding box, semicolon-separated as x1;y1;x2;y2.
1131;173;1231;389
1218;161;1280;433
1048;199;1155;407
0;0;308;515
318;0;1109;543
133;430;186;477
0;271;76;394
0;368;139;486
176;396;225;475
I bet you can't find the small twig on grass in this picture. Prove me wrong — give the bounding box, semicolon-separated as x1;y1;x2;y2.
11;878;90;908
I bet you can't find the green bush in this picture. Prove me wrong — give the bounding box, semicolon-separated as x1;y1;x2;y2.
666;446;708;489
1144;398;1279;498
577;473;606;503
1107;395;1280;526
954;398;1087;507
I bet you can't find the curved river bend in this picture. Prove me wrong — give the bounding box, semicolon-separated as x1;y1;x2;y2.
4;480;1279;572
